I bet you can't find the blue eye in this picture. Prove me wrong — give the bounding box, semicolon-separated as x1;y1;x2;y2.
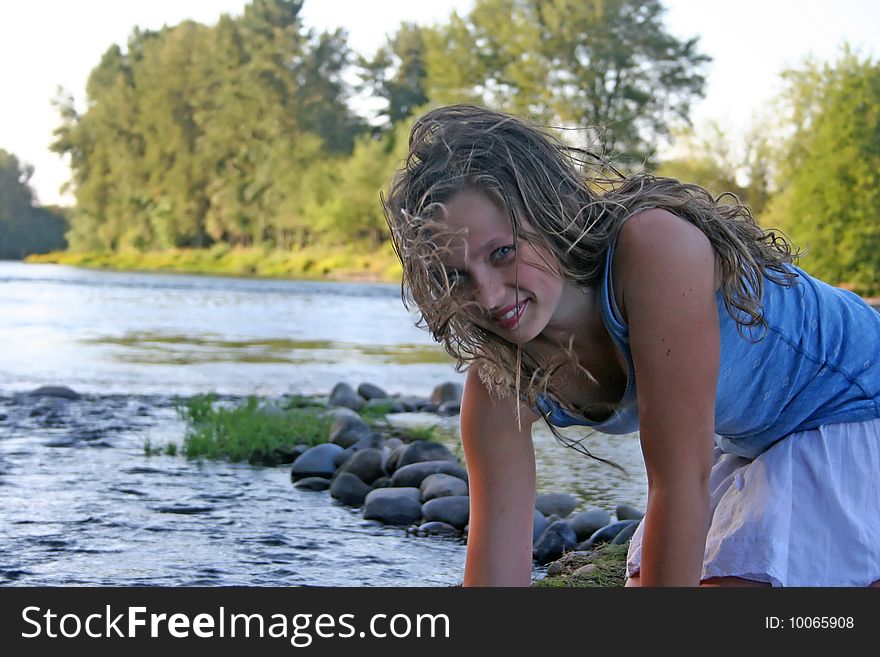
490;245;515;262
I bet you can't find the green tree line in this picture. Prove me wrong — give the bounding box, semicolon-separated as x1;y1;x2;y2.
46;0;708;254
8;0;879;293
0;150;67;259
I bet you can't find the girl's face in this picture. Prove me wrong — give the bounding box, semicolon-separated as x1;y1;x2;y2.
441;189;564;344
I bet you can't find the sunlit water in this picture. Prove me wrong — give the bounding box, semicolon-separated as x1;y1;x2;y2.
0;261;646;586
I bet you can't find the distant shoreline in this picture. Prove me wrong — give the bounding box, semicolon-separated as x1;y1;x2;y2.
24;247;402;285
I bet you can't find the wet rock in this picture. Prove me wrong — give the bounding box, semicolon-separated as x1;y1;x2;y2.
422;495;469;529
535;492;577;518
396;440;458;468
577;519;641;550
384;444;406;474
420;473;469;501
533;520;578;565
395;397;422;412
370;475;392;489
363;487;423;526
357;383;388;400
413;521;460;538
611;519;641;545
568;508;613;541
390;460;468;488
328;412;371;448
533;509;549;543
29;386;81;400
363;398;406;413
330;473;372;507
328;383;364;411
431;382;463;405
290;443;344;481
294;477;332;491
336;447;386;485
419;403;439;413
615;503;645;521
437;401;461;416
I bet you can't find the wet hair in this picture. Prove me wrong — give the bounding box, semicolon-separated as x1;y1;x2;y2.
382;104;797;462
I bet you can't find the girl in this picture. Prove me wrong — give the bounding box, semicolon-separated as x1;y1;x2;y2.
383;104;880;587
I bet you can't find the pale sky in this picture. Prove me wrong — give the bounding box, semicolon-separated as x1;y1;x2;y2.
0;0;877;206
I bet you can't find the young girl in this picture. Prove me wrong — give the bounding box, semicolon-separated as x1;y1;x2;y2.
383;104;880;587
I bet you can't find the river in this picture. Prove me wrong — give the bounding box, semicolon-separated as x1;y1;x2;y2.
0;261;646;586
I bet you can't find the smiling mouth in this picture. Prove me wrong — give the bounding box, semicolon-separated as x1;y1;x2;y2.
492;300;528;329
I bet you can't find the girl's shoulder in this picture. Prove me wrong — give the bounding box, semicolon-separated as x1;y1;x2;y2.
611;209;722;322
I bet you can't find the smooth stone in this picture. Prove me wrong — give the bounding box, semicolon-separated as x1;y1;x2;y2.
357;383;388;400
371;475;392;489
420;473;469;501
413;521;460;538
384;444;406;473
533;509;549;543
293;477;331;491
330;472;372;507
394;397;421;412
611;519;641;545
535;492;577;518
577;519;641;550
390;460;468;488
28;386;81;400
431;382;463;405
363;398;406;413
328;382;364;411
328;412;372;448
533;520;578;565
567;508;613;541
396;440;458;468
421;495;470;529
362;487;424;526
615;503;645;521
545;550;592;577
336;447;386;485
419;402;439;413
290;443;344;480
437;401;461;416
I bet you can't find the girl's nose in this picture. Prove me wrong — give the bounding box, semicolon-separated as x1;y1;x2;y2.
472;270;504;311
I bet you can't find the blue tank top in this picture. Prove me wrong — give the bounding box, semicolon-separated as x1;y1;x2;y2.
534;234;880;459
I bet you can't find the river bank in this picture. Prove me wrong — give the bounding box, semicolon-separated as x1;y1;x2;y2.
24;244;402;284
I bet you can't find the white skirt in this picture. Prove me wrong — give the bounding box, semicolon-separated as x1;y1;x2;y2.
626;418;880;586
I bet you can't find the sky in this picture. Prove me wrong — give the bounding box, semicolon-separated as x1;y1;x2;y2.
0;0;877;206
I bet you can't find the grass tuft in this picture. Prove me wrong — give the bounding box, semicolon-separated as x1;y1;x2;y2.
175;394;331;462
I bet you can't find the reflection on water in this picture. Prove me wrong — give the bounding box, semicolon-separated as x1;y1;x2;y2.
82;332;451;366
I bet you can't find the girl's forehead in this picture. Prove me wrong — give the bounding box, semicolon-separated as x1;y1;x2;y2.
444;189;513;233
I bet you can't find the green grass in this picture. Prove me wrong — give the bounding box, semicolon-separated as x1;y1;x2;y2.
174;394;331;462
532;543;629;588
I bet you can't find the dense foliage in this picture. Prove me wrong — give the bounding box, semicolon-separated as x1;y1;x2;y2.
762;50;880;294
0;149;67;258
48;0;708;255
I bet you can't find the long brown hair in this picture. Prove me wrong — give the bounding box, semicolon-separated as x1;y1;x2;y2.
383;104;797;460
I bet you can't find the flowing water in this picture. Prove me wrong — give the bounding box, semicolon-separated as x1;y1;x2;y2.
0;261;646;586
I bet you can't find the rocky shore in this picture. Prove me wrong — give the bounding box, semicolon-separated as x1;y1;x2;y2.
7;382;642;586
287;380;642;586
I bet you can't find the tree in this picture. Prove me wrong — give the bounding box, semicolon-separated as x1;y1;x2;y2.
360;22;431;127
424;0;710;164
762;49;880;293
0;149;67;258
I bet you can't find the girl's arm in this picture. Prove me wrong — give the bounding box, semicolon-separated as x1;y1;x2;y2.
460;365;539;586
616;209;720;586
